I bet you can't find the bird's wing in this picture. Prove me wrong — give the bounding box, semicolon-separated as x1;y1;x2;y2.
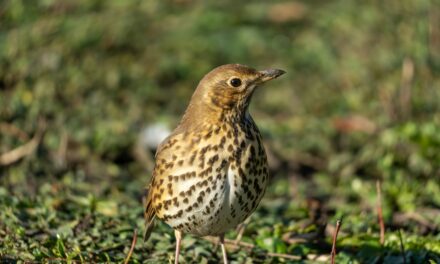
143;131;183;241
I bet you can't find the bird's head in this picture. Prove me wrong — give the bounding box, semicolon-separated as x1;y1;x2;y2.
193;64;285;114
178;64;285;130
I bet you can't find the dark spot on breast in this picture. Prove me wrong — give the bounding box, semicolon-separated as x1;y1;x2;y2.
208;154;219;165
189;150;198;165
216;160;228;172
219;137;226;148
204;130;212;139
199;167;213;177
250;146;255;156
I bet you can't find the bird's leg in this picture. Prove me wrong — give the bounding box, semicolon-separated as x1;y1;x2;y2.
234;217;250;245
174;230;182;264
219;234;229;264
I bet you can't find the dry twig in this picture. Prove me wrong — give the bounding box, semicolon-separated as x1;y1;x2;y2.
393;211;437;231
376;180;385;245
204;237;302;260
0;120;45;166
203;236;330;262
0;122;29;141
330;219;342;264
124;229;138;264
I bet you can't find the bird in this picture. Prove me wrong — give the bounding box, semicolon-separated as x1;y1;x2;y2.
143;64;285;263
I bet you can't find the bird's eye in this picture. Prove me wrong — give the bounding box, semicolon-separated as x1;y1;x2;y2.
229;78;242;87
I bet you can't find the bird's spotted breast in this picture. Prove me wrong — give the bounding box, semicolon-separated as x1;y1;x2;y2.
150;120;268;237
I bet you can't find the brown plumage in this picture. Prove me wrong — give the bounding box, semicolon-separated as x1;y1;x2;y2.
144;64;285;263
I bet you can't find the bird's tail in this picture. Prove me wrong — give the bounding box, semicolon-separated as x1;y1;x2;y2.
142;187;156;242
143;216;155;242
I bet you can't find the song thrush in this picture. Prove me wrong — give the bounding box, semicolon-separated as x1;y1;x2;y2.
144;64;285;263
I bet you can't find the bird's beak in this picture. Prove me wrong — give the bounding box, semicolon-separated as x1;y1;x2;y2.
257;68;286;83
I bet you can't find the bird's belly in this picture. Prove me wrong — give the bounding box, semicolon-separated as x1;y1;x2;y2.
164;162;267;237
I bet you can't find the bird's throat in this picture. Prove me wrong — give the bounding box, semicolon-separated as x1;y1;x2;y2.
177;98;250;133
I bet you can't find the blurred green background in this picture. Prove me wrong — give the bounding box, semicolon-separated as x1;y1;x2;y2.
1;0;439;263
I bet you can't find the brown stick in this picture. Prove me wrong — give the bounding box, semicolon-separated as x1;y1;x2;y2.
376;180;385;245
0;122;29;141
266;252;302;260
330;220;342;264
204;236;332;261
203;237;302;260
0;120;45;166
204;236;254;250
124;229;138;264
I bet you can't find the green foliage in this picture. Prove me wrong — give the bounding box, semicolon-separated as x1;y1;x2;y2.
1;0;439;263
